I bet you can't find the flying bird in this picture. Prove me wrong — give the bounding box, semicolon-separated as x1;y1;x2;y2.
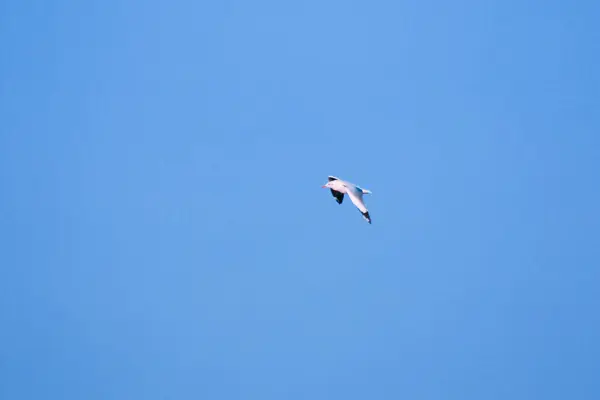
322;176;372;224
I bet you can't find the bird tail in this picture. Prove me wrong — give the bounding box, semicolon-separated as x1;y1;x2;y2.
361;188;372;194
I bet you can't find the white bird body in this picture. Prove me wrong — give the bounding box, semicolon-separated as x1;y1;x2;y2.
322;176;372;224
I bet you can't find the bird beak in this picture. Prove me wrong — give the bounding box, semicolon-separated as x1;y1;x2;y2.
321;185;327;188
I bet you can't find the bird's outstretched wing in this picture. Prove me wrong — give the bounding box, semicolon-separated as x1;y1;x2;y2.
347;189;371;224
330;189;344;204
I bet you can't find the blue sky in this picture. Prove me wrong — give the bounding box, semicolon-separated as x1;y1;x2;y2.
1;0;599;399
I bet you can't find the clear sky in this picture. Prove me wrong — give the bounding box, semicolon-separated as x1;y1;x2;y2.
1;0;599;399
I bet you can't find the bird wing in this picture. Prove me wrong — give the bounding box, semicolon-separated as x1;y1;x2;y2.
346;188;366;213
330;189;344;204
347;188;371;223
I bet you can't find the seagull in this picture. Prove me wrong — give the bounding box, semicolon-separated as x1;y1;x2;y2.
322;176;372;224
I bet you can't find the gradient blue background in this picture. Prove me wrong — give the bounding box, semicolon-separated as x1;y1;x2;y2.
1;1;599;399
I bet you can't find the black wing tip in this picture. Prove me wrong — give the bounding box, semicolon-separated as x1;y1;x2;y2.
362;211;371;224
330;189;344;204
328;176;338;181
